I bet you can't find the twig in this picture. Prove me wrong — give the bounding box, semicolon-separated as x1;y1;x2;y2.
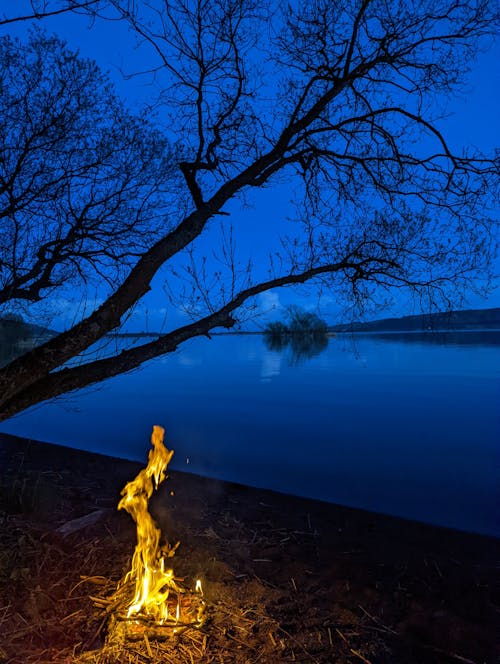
277;625;321;664
336;628;348;643
422;645;479;664
143;632;153;658
350;648;372;664
358;604;398;635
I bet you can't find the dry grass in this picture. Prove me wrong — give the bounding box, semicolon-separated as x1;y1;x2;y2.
0;507;287;664
1;435;497;664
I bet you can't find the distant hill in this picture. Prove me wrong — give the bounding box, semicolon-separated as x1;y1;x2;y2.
0;317;57;367
0;317;55;345
329;307;500;333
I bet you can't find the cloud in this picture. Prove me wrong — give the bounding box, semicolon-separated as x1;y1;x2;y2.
257;290;281;313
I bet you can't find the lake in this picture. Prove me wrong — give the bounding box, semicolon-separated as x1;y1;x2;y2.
1;331;499;537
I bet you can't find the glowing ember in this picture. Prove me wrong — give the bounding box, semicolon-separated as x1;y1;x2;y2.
115;425;204;630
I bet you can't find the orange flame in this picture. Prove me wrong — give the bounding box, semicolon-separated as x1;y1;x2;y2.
117;425;184;621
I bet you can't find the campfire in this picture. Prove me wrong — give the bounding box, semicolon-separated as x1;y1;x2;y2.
92;425;205;647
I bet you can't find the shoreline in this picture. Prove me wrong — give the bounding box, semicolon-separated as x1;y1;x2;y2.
0;432;498;663
1;431;496;541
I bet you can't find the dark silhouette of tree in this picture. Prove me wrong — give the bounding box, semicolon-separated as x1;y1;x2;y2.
0;0;498;421
264;306;328;338
0;32;173;306
285;306;328;336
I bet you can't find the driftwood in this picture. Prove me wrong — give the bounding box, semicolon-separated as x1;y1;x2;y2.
55;510;111;537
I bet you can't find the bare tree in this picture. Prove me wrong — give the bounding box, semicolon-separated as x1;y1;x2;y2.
0;0;498;421
0;31;173;306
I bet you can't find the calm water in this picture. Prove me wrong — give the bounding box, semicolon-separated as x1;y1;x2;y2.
1;332;499;537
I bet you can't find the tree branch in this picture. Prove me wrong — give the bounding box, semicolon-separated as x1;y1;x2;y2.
0;0;100;26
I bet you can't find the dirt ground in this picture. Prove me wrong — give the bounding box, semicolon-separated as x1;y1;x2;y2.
0;432;498;664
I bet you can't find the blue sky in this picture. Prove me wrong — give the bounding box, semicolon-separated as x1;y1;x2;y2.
2;3;499;331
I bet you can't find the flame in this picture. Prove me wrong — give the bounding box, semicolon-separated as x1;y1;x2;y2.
117;425;202;624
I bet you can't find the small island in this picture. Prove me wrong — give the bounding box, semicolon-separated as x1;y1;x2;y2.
263;306;329;361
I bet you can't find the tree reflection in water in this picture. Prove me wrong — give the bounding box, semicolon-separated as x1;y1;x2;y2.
263;330;329;364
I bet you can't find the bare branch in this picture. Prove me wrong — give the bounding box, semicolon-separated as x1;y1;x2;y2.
0;0;102;26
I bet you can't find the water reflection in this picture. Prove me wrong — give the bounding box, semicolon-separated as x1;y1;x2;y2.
260;350;282;381
343;330;500;347
263;331;329;364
